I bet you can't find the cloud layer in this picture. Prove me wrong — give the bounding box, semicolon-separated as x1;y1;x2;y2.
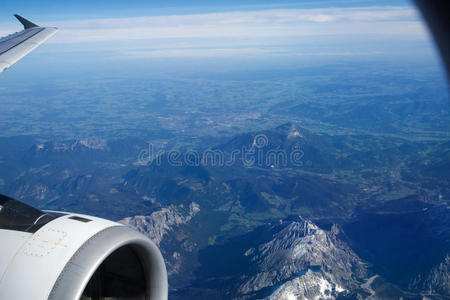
44;6;425;43
0;5;430;59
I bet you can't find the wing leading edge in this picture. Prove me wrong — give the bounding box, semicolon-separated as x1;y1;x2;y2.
0;15;57;73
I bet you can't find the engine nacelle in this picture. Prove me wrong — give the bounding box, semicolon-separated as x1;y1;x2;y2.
0;194;168;300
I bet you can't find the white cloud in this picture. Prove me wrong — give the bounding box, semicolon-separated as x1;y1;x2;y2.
1;5;430;59
41;6;425;44
123;47;278;58
120;48;383;58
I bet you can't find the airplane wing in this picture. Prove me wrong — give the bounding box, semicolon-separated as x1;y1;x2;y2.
0;15;57;73
0;16;168;300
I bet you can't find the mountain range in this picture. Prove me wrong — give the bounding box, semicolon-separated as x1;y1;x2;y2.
0;123;448;298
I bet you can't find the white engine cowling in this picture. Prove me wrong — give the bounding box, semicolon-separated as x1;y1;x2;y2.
0;194;168;300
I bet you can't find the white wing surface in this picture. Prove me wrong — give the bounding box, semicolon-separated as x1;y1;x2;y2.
0;15;57;73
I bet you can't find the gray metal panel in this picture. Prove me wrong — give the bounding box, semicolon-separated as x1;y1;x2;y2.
0;194;60;233
0;28;44;55
0;16;57;73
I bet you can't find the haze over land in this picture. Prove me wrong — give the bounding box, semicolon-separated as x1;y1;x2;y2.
0;1;449;298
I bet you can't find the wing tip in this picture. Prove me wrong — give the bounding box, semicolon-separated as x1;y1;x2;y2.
14;14;39;29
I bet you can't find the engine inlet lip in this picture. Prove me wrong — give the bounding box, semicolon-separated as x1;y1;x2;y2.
48;225;168;300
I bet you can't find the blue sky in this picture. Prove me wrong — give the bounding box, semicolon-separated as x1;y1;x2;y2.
0;0;442;77
0;1;412;20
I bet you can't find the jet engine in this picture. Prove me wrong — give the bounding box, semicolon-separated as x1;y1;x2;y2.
0;194;168;300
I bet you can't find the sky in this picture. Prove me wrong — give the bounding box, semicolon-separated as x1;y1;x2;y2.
0;0;414;19
0;0;443;78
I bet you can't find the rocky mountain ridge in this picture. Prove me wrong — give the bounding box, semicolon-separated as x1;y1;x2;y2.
120;202;200;246
236;217;368;299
